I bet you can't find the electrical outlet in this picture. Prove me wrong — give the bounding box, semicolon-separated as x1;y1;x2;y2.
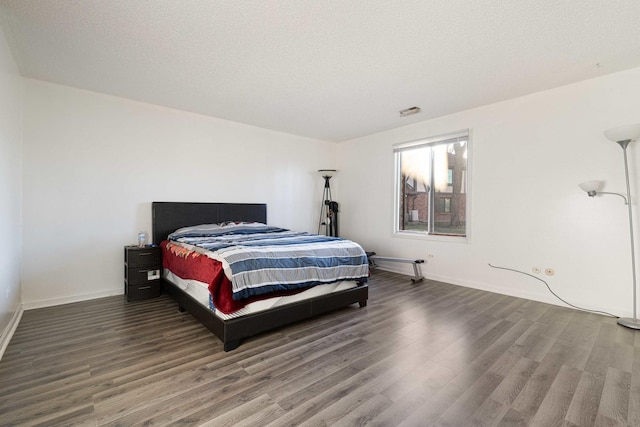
532;267;541;274
428;254;435;259
545;268;555;276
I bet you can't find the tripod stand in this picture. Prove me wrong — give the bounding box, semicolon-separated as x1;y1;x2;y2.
318;171;339;237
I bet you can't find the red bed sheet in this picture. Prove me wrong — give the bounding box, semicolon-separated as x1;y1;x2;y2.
161;241;305;314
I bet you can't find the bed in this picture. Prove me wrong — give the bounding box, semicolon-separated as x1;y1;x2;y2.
152;201;369;351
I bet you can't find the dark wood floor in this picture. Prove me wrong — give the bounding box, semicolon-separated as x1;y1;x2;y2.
1;270;638;426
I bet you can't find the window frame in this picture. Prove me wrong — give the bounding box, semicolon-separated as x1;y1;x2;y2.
392;129;471;243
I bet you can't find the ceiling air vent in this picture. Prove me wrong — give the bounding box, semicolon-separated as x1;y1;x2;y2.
399;106;421;117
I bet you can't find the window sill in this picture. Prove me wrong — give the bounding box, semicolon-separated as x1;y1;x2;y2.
393;230;470;244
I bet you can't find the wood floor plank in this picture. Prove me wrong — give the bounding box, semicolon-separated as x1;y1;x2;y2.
2;269;640;426
496;407;527;427
439;369;505;425
509;339;576;424
627;347;640;426
379;357;456;404
528;364;582;426
331;393;395;427
565;370;606;426
597;367;631;425
472;318;534;373
470;356;531;424
261;342;365;403
487;356;539;407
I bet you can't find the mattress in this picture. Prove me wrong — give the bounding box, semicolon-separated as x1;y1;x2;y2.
161;222;368;316
164;269;358;320
167;222;369;300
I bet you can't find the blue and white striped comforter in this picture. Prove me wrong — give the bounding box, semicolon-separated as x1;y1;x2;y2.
169;222;369;300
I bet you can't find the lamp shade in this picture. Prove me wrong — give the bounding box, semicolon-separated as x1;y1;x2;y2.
604;124;640;143
579;180;602;195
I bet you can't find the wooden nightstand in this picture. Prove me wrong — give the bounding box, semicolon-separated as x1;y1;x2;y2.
124;245;162;301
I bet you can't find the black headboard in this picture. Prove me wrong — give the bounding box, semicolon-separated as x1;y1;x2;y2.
152;202;267;243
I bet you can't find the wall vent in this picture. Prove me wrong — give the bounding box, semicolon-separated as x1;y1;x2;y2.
399;106;421;117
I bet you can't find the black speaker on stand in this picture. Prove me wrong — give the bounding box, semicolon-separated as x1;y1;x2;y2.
317;169;338;237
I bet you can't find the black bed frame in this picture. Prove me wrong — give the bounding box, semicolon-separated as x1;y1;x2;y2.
152;202;369;351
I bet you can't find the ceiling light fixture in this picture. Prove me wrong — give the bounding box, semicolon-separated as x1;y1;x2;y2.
399;106;421;117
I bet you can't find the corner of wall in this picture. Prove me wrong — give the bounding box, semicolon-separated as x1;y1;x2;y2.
0;304;23;361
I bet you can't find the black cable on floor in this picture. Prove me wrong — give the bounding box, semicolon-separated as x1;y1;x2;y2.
488;263;618;318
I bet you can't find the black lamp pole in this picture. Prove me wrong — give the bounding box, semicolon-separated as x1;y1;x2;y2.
318;170;338;237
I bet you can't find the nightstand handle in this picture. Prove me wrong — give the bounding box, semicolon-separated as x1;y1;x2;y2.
138;286;151;290
139;252;153;256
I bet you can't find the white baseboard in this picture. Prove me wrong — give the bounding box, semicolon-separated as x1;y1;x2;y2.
374;264;557;304
373;265;626;317
22;289;123;310
0;304;24;361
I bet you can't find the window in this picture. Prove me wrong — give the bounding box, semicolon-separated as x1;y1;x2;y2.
394;130;469;238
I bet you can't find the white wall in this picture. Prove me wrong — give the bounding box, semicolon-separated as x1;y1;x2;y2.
19;62;640;318
22;80;336;307
338;67;640;318
0;29;23;339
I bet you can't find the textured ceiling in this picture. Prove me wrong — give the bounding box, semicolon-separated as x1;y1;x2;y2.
2;1;640;142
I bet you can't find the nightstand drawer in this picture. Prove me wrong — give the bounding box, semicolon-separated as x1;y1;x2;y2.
125;247;162;267
127;281;161;301
125;266;161;285
124;245;162;301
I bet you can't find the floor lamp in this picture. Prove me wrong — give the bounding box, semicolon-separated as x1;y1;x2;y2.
579;123;640;329
317;169;338;236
